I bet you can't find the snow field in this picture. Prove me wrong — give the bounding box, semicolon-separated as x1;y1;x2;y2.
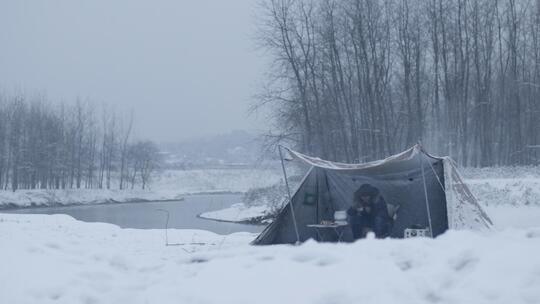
0;213;539;304
1;166;540;304
198;203;270;223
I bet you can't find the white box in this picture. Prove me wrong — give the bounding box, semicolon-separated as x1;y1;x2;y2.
404;228;431;238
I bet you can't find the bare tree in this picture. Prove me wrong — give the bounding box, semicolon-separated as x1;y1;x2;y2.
257;0;540;166
0;92;157;191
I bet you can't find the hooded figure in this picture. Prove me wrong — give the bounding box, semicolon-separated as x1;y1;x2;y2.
347;184;392;239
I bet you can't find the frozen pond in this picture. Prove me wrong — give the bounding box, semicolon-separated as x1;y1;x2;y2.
2;194;264;234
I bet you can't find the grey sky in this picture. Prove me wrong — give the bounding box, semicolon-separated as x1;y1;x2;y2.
0;0;267;142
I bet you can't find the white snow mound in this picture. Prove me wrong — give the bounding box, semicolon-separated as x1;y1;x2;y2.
1;213;539;304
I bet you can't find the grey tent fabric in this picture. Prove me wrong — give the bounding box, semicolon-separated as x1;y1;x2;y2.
252;145;492;245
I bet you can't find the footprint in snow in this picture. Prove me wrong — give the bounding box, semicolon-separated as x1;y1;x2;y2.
450;252;478;272
316;256;337;266
108;256;131;271
292;254;316;263
45;242;61;250
257;255;274;261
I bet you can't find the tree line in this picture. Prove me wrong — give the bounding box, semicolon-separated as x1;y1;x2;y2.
0;92;161;191
257;0;540;166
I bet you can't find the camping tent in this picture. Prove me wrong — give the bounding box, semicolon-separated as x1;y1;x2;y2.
252;144;492;245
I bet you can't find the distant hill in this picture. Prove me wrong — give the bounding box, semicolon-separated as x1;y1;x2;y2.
159;130;270;169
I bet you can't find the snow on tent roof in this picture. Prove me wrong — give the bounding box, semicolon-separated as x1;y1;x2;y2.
283;144;442;171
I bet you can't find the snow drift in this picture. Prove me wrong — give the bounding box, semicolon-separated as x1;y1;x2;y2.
0;213;539;304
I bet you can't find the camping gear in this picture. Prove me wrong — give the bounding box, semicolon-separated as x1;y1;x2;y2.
333;210;347;225
404;227;431;238
386;204;400;221
252;144;492;245
307;222;349;242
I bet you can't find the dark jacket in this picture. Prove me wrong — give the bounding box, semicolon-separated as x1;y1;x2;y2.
348;195;392;237
348;195;389;219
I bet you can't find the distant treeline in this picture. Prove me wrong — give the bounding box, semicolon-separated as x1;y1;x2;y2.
257;0;540;166
0;92;161;191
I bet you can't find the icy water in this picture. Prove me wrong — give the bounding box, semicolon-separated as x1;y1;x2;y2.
3;194;265;234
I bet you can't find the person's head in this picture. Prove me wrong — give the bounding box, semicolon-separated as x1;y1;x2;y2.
354;184;379;205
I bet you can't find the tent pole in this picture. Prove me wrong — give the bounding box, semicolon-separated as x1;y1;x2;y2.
278;145;300;244
418;146;434;237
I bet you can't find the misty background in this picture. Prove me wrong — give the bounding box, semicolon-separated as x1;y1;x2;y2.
0;0;267;142
2;0;538;187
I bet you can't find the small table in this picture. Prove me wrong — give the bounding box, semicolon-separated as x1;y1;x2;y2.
307;223;349;242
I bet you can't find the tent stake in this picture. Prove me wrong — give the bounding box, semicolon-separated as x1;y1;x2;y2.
278;145;300;244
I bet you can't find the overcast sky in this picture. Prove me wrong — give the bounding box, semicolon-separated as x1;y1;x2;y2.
0;0;267;142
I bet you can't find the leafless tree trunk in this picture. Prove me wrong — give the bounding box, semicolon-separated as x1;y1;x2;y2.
256;0;540;166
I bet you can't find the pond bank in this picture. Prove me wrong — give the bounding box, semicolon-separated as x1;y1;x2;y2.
0;168;283;210
2;194;265;234
0;197;186;211
0;189;250;211
0;188;187;210
198;203;276;225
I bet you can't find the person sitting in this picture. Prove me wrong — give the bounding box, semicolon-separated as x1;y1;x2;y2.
347;183;393;239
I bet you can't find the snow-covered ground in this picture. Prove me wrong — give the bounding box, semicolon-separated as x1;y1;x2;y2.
1;213;539;304
486;205;540;229
198;203;272;223
1;166;540;303
200;201;276;223
0;169;282;209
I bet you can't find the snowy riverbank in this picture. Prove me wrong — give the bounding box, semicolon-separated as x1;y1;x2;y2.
0;168;282;209
1;213;539;304
0;188;185;210
198;203;273;224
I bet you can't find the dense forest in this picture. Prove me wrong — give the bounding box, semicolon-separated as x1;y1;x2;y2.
0;92;160;191
257;0;540;166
